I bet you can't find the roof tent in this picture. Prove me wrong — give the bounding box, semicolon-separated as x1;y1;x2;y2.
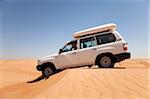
73;23;117;38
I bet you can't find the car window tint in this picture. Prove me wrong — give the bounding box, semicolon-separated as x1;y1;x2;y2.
96;33;116;45
80;37;96;49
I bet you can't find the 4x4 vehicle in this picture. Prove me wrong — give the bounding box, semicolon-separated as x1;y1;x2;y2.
36;23;130;77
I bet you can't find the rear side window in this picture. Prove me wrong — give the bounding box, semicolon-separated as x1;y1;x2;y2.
80;37;96;49
96;33;116;45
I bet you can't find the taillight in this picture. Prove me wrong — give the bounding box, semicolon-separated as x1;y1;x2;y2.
123;43;128;51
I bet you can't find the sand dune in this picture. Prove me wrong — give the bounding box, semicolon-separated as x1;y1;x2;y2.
0;59;150;99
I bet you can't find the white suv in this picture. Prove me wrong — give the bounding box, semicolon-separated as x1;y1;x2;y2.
36;23;130;77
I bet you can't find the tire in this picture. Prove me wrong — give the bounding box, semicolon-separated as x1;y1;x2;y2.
42;66;54;77
97;55;114;68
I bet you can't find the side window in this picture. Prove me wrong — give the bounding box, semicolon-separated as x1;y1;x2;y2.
61;40;77;52
96;33;116;45
62;44;72;52
80;37;96;49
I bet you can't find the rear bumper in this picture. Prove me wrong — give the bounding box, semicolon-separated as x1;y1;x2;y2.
115;52;131;62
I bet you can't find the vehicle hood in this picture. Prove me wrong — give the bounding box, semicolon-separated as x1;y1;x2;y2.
38;53;59;61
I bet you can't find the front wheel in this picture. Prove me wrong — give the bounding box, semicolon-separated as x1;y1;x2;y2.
42;66;54;77
97;55;114;68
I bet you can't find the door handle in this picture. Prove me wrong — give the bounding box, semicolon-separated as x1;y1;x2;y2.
91;48;96;50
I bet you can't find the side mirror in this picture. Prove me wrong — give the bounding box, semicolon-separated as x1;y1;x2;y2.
59;49;62;54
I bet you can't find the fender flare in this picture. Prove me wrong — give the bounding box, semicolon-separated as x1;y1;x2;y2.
41;62;57;73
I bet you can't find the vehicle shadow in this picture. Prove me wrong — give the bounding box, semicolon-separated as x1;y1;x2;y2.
79;66;126;69
27;67;125;83
113;67;126;69
27;75;45;83
27;69;64;83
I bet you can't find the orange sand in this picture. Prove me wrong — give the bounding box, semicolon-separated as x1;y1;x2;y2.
0;59;150;99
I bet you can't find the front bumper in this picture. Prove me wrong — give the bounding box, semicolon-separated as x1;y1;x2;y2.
36;65;42;71
115;52;131;62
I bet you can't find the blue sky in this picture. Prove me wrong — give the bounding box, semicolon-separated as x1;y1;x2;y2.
0;0;149;59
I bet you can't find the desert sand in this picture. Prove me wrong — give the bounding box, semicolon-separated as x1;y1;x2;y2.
0;59;150;99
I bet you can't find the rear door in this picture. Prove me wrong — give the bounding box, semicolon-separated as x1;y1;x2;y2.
77;36;97;66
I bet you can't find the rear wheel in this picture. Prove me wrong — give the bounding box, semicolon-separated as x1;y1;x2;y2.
42;66;54;77
97;55;114;68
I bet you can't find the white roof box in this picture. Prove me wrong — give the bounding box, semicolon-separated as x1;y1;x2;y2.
73;23;117;38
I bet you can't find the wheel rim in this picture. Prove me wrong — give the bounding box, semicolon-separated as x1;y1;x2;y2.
43;67;53;77
100;56;111;67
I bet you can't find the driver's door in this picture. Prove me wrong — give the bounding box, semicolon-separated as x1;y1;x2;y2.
58;41;79;69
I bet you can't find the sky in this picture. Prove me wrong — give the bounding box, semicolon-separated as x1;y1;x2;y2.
0;0;149;59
